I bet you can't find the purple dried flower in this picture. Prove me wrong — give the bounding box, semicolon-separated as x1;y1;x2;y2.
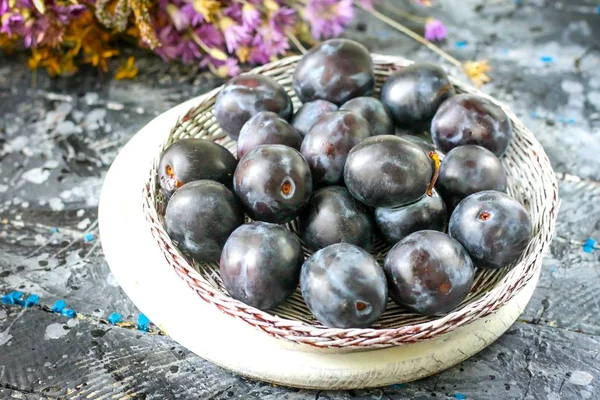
254;25;289;57
242;3;261;29
166;4;191;31
271;6;296;32
305;0;354;39
218;57;241;76
248;46;270;64
0;13;24;38
155;25;180;61
424;19;447;41
177;38;202;64
223;3;242;21
195;23;224;48
181;4;204;27
220;17;251;53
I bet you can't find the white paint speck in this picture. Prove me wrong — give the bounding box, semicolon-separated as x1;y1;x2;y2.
569;371;594;386
22;168;51;184
0;184;8;193
76;209;85;217
44;323;69;340
21;201;29;208
0;310;6;320
43;362;52;367
59;190;72;200
39;199;47;206
48;197;65;212
62;354;68;359
43;160;60;169
587;91;600;108
561;80;584;94
66;319;79;328
77;218;91;230
581;390;592;399
106;272;119;287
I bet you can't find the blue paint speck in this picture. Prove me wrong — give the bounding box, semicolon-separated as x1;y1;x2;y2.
596;5;600;15
51;300;66;313
515;0;523;4
455;41;468;48
390;383;405;390
108;312;122;324
567;118;576;124
454;394;467;400
583;238;595;253
3;291;25;306
62;309;76;318
530;111;538;119
137;313;150;331
83;233;95;242
50;227;59;233
540;56;555;63
25;294;40;307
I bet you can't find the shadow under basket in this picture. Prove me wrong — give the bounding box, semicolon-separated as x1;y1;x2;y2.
142;54;559;349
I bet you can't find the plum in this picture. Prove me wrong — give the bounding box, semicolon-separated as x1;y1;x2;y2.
301;111;371;186
220;222;304;311
340;97;394;136
234;144;312;224
431;94;513;156
237;111;303;159
381;63;455;131
158;138;237;199
436;145;507;210
215;74;293;140
375;189;447;245
395;130;440;154
299;186;375;252
293;38;374;105
384;230;475;315
165;180;244;263
291;100;338;137
449;191;533;269
344;135;433;208
300;243;388;328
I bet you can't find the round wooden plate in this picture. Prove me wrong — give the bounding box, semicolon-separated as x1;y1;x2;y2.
98;94;540;390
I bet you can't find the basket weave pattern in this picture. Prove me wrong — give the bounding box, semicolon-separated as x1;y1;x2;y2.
142;55;559;348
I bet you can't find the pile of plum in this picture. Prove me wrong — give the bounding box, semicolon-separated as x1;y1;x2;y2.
159;39;533;329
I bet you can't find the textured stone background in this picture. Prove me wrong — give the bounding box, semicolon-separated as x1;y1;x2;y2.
1;0;599;399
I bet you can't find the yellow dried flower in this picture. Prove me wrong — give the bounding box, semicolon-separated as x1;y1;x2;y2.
192;0;220;22
463;60;491;87
115;56;139;80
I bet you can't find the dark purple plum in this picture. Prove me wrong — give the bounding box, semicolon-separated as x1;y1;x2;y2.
395;129;441;154
344;135;433;208
234;144;312;224
291;100;338;137
299;186;375;252
437;145;507;210
300;243;387;328
449;191;533;269
431;94;513;156
301;111;370;186
237;111;303;159
165;180;244;263
340;97;394;136
220;222;304;311
293;39;375;105
375;189;447;245
381;63;455;131
384;230;475;315
215;74;293;140
158;138;237;199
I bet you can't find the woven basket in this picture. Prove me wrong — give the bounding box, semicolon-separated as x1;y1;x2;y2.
142;54;559;349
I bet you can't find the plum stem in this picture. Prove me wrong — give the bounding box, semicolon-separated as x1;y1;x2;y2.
426;151;440;197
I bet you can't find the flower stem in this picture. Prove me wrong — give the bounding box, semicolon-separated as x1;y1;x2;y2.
287;31;307;54
356;3;462;68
